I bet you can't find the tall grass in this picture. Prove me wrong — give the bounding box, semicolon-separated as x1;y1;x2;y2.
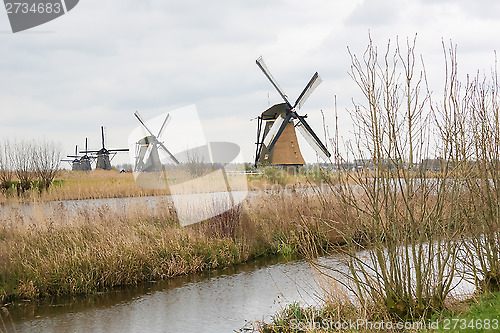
0;188;342;305
0;167;325;205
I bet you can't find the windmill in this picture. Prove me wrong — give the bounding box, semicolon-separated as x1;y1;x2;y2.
62;139;94;171
61;145;82;171
254;56;331;171
81;127;129;170
133;111;179;173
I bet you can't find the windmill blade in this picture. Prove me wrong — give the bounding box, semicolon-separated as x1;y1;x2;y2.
256;56;292;109
294;114;331;161
294;72;322;109
141;143;156;166
254;117;264;166
135;111;178;164
267;112;293;152
134;111;156;138
263;115;285;147
157;141;180;165
101;126;106;149
109;149;130;152
157;113;171;138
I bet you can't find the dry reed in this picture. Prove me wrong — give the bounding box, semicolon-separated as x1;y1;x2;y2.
0;187;342;305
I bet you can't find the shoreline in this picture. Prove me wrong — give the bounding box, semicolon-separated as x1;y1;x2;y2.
0;188;340;307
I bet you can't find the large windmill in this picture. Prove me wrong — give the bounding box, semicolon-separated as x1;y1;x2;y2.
254;56;331;171
133;111;179;172
81;127;129;170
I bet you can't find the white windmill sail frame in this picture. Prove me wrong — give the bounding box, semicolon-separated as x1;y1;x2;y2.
296;75;323;110
129;104;248;227
263;115;284;147
129;105;207;165
295;121;330;162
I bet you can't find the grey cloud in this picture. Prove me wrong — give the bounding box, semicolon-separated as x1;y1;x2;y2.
345;0;403;27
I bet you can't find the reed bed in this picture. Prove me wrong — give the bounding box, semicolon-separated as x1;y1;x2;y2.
0;170;163;204
0;168;321;204
0;187;342;305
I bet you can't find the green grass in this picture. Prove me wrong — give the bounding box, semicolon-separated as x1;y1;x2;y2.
427;293;500;332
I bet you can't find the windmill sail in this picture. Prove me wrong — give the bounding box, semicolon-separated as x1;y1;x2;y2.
294;72;322;109
295;120;330;162
157;114;171;138
256;56;292;108
134;111;179;168
263;115;284;147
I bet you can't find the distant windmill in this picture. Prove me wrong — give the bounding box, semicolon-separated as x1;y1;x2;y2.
254;56;331;171
61;145;82;171
81;127;129;170
62;139;94;171
133;111;179;172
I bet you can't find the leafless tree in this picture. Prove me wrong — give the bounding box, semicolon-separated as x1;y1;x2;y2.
11;140;36;192
0;140;14;191
33;140;62;191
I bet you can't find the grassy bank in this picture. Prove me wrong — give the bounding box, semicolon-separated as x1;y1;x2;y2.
0;189;341;305
0;168;325;204
255;292;500;333
256;292;500;332
427;292;500;332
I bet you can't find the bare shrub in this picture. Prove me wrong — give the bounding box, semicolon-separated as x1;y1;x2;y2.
33;140;62;192
456;54;500;293
11;140;36;193
315;36;463;320
0;141;14;192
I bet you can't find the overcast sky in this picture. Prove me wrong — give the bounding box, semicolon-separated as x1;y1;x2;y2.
1;0;500;166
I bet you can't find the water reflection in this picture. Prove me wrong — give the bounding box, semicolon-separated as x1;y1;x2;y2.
5;255;342;333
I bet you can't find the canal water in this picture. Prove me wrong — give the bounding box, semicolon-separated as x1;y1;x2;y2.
3;254;346;333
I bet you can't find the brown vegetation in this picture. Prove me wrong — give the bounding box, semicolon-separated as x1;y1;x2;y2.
0;187;342;305
258;37;500;331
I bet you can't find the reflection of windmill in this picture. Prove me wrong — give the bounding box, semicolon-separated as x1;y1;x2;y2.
133;111;179;172
254;56;331;170
82;127;129;170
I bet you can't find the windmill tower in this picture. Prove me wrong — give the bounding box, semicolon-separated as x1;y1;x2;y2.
80;138;93;171
63;139;94;171
133;111;179;172
254;56;331;171
81;127;129;170
61;145;82;171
